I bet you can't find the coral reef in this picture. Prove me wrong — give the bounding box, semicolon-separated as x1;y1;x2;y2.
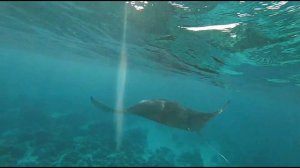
146;147;176;166
0;108;206;166
177;149;203;166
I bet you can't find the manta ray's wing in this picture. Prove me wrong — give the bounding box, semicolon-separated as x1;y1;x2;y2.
90;98;168;121
90;96;115;112
188;110;221;131
188;100;231;131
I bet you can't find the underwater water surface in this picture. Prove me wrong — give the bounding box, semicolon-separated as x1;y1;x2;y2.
0;1;300;167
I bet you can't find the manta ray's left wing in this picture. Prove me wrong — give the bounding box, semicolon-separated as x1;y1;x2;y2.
90;96;115;112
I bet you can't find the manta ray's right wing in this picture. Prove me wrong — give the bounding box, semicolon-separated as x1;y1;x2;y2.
90;96;115;112
218;100;231;114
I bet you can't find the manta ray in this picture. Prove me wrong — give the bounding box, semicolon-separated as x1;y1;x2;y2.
90;96;230;132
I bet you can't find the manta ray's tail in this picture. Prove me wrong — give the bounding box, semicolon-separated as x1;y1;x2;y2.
218;100;231;114
90;96;115;112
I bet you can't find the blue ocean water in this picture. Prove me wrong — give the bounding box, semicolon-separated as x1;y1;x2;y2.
0;1;300;166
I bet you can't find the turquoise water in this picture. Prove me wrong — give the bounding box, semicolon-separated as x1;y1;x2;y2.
1;1;300;166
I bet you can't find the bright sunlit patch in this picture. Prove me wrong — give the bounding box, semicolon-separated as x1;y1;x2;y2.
266;1;288;10
134;5;144;10
126;1;148;11
180;23;240;32
237;13;251;17
168;1;189;9
230;33;237;38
